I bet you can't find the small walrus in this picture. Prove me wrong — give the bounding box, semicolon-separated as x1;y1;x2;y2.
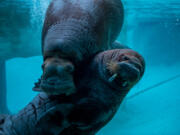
33;0;124;95
62;49;145;134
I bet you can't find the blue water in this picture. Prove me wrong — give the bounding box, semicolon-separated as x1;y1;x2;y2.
1;0;180;134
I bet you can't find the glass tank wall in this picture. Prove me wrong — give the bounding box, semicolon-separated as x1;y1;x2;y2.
0;0;180;134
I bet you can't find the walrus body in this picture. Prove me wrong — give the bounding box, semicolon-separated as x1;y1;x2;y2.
34;0;124;95
42;0;124;60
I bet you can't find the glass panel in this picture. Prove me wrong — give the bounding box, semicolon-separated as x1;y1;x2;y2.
1;0;179;134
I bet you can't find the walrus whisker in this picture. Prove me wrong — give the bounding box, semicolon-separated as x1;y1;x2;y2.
108;73;118;82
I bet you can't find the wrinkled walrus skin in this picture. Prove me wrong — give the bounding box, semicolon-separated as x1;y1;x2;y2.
34;0;124;95
0;48;145;135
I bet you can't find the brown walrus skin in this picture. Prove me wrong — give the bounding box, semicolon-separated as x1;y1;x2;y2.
33;0;124;95
1;49;145;135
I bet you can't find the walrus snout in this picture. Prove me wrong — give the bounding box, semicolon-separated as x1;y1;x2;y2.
117;62;141;82
36;57;76;95
108;62;141;88
42;62;74;80
106;49;145;89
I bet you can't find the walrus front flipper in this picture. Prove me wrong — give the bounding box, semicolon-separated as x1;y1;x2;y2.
36;104;73;134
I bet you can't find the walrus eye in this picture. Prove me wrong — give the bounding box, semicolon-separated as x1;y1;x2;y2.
121;55;130;61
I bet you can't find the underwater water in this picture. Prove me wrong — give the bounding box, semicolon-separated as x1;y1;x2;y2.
0;0;180;134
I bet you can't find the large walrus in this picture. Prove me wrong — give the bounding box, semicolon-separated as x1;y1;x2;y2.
33;0;124;95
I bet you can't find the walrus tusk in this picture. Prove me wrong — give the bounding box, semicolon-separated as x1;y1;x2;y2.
122;81;128;87
108;73;118;82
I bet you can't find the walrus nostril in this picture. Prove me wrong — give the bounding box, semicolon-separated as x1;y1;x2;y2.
46;67;57;75
42;65;59;79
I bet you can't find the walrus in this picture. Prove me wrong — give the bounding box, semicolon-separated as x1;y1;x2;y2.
33;0;124;95
18;49;145;135
60;49;145;134
0;48;145;135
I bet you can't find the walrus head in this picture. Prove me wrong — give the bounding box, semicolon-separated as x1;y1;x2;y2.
100;49;145;90
33;55;76;96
